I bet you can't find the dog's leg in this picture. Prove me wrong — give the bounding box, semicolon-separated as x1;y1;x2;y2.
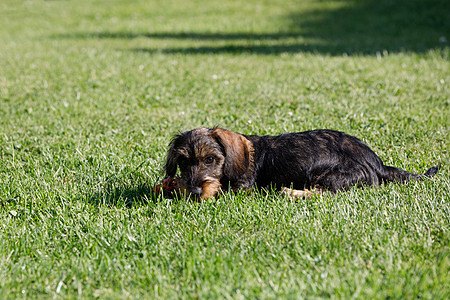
281;187;322;198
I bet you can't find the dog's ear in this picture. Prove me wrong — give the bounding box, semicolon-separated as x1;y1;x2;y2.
212;128;252;182
165;135;183;177
165;147;178;177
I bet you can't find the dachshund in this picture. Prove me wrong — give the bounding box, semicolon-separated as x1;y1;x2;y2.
164;127;440;200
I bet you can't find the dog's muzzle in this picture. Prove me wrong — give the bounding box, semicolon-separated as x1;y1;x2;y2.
189;186;203;196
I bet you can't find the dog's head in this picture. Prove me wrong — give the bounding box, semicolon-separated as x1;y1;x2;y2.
165;127;253;199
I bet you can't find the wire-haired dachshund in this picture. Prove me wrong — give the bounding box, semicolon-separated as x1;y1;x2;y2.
164;127;440;200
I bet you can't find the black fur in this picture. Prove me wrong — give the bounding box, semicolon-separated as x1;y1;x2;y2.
243;129;439;192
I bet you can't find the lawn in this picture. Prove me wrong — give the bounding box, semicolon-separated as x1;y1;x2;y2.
0;0;449;298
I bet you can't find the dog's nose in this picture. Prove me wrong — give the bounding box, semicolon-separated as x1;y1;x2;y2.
189;186;203;196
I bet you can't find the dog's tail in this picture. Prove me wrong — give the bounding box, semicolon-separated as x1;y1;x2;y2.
379;163;441;184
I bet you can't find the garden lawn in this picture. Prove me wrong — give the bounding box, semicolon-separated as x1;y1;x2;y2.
0;0;449;298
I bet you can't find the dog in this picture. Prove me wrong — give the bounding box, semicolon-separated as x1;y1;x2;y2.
164;127;440;200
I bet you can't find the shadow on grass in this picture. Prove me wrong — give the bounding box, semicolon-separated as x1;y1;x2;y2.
88;183;160;208
58;31;302;41
291;0;449;55
55;0;448;55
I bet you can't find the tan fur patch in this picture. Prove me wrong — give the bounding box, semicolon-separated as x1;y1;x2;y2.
211;128;254;178
201;178;222;200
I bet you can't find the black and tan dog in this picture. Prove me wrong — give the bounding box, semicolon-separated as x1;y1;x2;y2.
164;127;440;200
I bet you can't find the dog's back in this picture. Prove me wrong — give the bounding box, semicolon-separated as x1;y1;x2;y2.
245;129;439;192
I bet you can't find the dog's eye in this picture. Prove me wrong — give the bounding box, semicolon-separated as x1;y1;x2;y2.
204;156;215;165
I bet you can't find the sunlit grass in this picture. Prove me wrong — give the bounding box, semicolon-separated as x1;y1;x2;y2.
0;0;448;298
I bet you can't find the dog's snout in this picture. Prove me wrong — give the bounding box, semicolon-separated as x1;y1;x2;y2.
189;186;203;196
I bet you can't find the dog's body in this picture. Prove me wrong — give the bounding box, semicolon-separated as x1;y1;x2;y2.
165;127;439;199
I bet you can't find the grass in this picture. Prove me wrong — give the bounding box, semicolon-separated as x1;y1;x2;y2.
0;0;449;298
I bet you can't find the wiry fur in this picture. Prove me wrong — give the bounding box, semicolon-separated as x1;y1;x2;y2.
165;127;440;199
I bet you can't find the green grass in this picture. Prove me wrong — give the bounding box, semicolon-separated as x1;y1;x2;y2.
0;0;449;298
